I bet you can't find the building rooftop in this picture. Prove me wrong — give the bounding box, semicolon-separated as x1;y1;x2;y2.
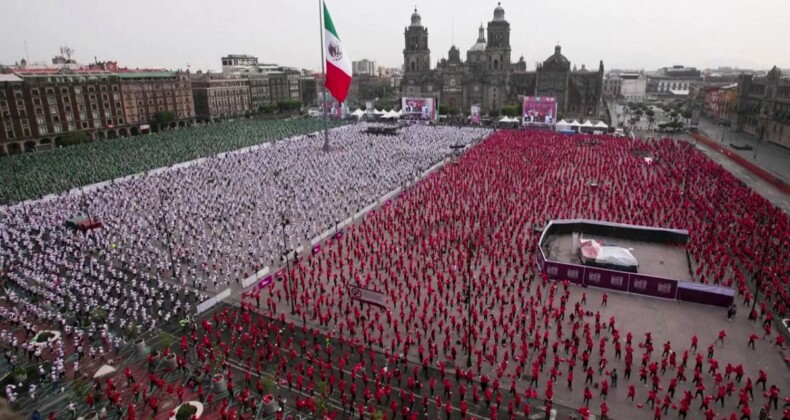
116;71;178;79
0;74;23;82
13;67;113;75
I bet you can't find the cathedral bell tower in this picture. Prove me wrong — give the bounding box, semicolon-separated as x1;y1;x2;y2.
486;2;511;72
483;2;511;112
403;7;430;74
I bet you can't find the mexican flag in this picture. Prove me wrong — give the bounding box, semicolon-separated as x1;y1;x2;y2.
323;2;352;103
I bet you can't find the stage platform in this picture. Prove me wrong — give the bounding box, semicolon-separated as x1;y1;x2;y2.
537;219;734;308
545;233;692;281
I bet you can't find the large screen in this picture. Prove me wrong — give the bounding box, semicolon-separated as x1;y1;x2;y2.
401;97;437;122
471;104;481;124
522;96;557;125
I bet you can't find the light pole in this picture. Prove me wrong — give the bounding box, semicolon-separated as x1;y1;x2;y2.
158;188;177;279
466;240;476;368
281;214;296;315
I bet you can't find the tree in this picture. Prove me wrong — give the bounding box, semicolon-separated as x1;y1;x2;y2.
488;109;500;118
259;104;277;114
501;105;520;117
681;110;692;121
277;100;302;113
438;105;450;115
152;111;177;131
58;131;90;147
645;109;655;118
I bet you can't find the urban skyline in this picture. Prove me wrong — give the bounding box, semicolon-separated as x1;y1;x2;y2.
2;0;789;74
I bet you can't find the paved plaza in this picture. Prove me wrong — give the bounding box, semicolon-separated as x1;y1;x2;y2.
2;124;789;420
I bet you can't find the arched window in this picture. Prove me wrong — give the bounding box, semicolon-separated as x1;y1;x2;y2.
493;60;499;70
410;61;416;72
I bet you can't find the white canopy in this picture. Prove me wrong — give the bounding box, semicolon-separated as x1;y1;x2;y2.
581;120;594;127
594;121;608;128
350;109;365;118
499;116;518;123
381;110;399;119
373;109;385;115
556;119;570;126
93;364;117;379
569;120;581;127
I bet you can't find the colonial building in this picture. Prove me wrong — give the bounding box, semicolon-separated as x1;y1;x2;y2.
401;4;603;117
647;65;703;96
190;74;251;121
0;67;126;154
735;66;790;148
115;69;194;133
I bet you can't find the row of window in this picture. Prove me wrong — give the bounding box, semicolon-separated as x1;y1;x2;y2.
4;115;126;139
27;85;118;97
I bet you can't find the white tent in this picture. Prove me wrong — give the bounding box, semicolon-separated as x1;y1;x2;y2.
594;121;608;129
373;109;385;115
381;110;399;119
350;109;365;118
581;120;594;128
93;364;117;379
569;120;581;127
555;119;572;132
499;116;511;123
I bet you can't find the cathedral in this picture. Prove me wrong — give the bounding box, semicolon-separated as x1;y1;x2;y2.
401;3;604;118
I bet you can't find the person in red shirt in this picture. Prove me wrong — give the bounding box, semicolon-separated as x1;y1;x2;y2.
583;387;593;407
600;401;609;420
748;333;759;349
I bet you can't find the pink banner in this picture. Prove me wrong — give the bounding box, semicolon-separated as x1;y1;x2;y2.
349;285;387;308
257;275;273;290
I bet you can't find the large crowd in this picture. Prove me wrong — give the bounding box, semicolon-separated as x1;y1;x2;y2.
0;118;343;204
0;124;489;342
1;127;788;420
249;130;789;419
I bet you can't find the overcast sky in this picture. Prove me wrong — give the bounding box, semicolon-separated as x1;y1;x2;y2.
2;0;788;73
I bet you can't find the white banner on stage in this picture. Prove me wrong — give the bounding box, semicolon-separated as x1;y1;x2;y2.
349;285;387;308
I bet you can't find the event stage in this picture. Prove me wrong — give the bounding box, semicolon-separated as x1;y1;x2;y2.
537;219;734;307
544;233;692;281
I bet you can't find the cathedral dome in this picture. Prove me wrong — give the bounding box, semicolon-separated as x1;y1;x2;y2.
493;2;506;22
410;7;422;27
468;24;487;52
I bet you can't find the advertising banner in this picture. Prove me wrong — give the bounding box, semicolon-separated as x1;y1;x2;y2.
471;105;481;124
583;267;630;292
349;285;388;308
543;261;584;285
320;98;344;118
365;101;374;117
628;274;678;300
522;96;557;125
257;275;273;290
401;97;437;122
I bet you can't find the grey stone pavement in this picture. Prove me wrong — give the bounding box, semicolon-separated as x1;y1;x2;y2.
607;100;790;214
694;116;790;184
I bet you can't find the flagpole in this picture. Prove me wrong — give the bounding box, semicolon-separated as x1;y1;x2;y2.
319;0;330;152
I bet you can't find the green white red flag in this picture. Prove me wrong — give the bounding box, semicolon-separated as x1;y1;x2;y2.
323;2;352;103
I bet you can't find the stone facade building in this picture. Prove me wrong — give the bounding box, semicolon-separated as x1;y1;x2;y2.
401;4;603;118
0;68;126;154
736;66;790;148
190;74;251;121
116;69;194;133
